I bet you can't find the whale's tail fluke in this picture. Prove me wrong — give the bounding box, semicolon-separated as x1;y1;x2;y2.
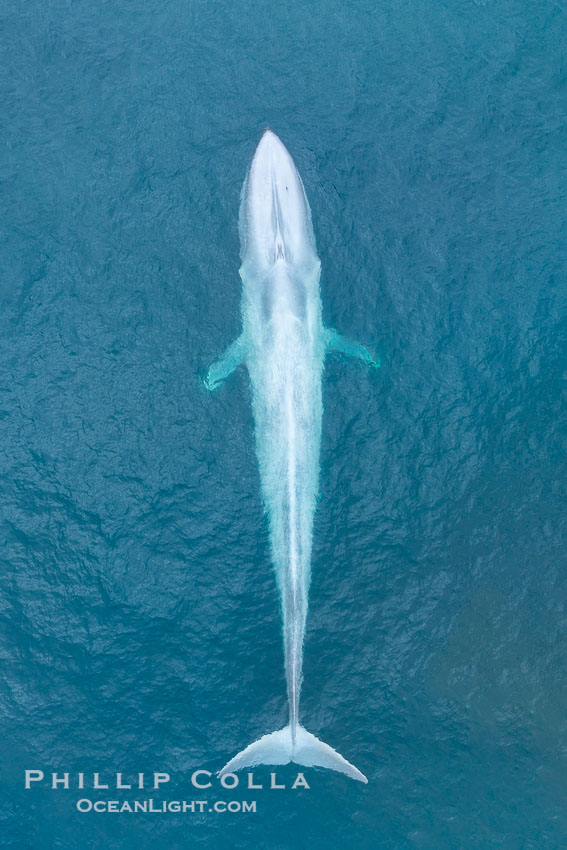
218;725;367;783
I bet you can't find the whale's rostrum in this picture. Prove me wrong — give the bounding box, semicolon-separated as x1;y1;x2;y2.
206;130;378;783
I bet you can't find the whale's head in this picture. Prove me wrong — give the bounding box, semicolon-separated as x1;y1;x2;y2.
239;131;319;279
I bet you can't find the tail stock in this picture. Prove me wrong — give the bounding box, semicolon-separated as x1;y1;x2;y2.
218;725;367;783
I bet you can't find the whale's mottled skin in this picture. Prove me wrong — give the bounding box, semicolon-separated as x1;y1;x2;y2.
206;131;378;782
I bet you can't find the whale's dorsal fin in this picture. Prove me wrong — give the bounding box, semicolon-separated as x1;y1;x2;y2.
324;327;379;368
205;333;247;390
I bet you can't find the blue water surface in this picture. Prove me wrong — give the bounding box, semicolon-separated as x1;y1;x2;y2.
1;0;565;847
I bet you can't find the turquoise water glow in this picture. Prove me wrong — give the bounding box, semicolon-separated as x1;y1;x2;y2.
1;0;565;846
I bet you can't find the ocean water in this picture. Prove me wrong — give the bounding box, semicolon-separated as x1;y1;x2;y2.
1;0;565;847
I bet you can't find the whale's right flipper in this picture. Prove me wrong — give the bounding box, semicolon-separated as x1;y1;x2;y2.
325;328;379;368
205;333;247;390
218;724;367;783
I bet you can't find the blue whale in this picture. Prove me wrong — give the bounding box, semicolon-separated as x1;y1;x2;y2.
206;130;378;782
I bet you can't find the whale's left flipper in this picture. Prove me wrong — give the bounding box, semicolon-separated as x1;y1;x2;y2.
205;334;247;390
325;328;379;368
218;725;367;783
